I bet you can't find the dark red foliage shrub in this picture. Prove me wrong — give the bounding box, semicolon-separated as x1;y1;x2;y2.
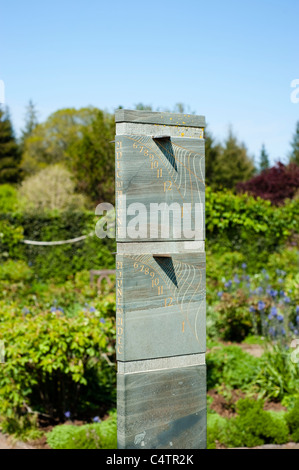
236;162;299;205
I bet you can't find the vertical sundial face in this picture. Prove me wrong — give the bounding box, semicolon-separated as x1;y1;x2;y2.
115;135;205;242
116;252;206;361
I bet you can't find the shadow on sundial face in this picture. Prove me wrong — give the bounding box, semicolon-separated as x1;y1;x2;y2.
153;256;178;288
153;138;178;172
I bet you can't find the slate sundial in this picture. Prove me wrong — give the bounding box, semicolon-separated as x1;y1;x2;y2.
115;110;206;449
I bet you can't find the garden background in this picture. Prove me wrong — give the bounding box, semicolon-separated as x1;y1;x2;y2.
0;102;298;448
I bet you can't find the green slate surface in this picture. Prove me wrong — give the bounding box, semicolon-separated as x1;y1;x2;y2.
117;364;207;449
115;109;206;128
116;252;206;361
116;135;205;242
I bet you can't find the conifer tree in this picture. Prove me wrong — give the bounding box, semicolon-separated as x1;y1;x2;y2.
259;144;270;172
0;107;21;183
289;121;299;165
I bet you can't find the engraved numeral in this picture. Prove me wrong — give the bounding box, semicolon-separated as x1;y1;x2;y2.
158;285;163;295
157;168;162;178
164;181;172;192
164;297;173;307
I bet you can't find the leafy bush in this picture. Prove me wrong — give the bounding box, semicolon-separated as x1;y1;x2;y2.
214;291;255;342
47;410;117;449
205;187;299;267
0;184;18;213
207;345;260;391
18;164;88;212
255;346;299;402
207;399;289;448
226;399;289;447
0;211;115;281
285;398;299;442
0;260;33;282
0;305;116;430
0;219;24;260
237;162;299;205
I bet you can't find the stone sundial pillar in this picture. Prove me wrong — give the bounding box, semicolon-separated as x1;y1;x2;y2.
115;109;206;449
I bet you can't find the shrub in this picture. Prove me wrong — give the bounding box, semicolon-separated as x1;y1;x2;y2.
0;184;18;213
237;162;299;205
46;410;117;449
226;399;289;447
0;305;116;429
207;345;260;391
208;399;289;448
0;260;33;282
205;187;299;267
254;345;299;402
18;164;88;212
285;398;299;442
0;211;116;281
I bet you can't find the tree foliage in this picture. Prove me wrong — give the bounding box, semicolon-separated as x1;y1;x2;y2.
237;162;299;205
21;107;99;175
0;107;21;183
205;128;255;190
259;144;270;172
18;164;88;212
68;110;115;203
19;100;39;149
289;120;299;165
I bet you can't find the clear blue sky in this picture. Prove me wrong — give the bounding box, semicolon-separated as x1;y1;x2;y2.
1;0;298;165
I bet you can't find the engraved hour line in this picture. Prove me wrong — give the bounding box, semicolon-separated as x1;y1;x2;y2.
127;136;201;222
155;139;205;185
127;254;205;341
127;136;186;202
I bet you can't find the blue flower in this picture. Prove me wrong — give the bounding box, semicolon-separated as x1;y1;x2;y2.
267;289;277;298
57;307;64;313
295;329;298;335
257;301;266;311
296;315;299;325
224;280;232;288
295;306;299;314
64;411;71;419
277;314;284;322
279;290;285;297
217;291;223;298
89;306;96;312
242;263;247;269
233;275;240;284
257;287;263;294
268;327;275;337
284;297;291;304
270;306;277;317
100;318;105;324
278;278;283;284
281;328;286;336
249;306;255;312
50;307;56;312
92;416;101;423
268;313;273;320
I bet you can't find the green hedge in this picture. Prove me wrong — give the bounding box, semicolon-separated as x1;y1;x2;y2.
1;188;298;280
205;187;299;268
0;211;115;281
